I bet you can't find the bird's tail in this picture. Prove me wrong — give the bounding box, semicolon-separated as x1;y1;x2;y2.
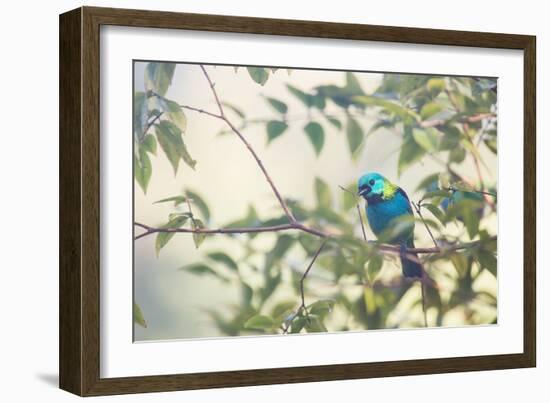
400;252;423;278
400;241;436;287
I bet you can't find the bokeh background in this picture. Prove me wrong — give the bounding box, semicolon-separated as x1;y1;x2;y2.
133;62;497;341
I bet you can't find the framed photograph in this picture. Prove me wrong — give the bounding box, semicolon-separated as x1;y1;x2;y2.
59;6;536;396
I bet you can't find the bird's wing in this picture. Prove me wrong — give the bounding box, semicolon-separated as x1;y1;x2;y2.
397;187;414;215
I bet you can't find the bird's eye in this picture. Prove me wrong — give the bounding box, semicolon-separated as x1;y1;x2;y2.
369;179;375;186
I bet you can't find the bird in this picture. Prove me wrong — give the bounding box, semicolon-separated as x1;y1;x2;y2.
357;172;423;278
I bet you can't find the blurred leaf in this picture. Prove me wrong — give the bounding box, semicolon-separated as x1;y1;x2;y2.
308;300;335;317
134;146;152;194
266;97;288;114
247;67;269;85
345;72;365;95
185;190;211;222
426;78;446;96
145;62;176;96
207;251;238;271
352;96;420;121
266;120;288;143
162;99;187;132
412;128;439;152
191;218;206;249
155;215;189;256
272;301;297;318
141;134;157;155
314;177;332;209
287;84;313;107
154;195;187;206
155;120;196;174
325;115;342;130
221;101;245;118
398;135;425;175
133;302;147;328
265;234;295;270
346;115;363;157
422;203;445;225
367;254;383;282
420;102;443;120
304;121;325;156
244;315;274;330
133;92;148;140
477;250;497;277
304;315;327;332
449;146;466;163
180;263;228;282
450;253;469;277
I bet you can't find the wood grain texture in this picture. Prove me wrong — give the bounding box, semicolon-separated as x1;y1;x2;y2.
59;6;537;396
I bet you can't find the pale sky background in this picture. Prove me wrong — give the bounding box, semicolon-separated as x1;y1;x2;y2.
133;62;497;341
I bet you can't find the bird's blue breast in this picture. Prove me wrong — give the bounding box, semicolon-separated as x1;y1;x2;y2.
366;189;414;244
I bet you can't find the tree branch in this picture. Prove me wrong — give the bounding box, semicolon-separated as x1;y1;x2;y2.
197;65;297;222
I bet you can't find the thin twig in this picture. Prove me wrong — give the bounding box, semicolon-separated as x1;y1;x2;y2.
198;65;297;223
179;104;223;120
413;201;438;248
338;185;367;242
134;221;495;256
140;112;164;141
299;240;329;316
356;205;368;242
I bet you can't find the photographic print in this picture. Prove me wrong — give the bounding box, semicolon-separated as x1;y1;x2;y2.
133;62;498;341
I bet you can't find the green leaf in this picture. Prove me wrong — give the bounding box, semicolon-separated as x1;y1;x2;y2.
134;146;152;194
191;218;206;249
221;102;245;118
163;99;187;132
346;115;363;157
427;78;446;96
145;63;176;96
207;251;238;271
246;67;269;85
449;146;466;163
352;96;420;121
133;302;147;328
308;300;335;317
287;84;313;107
272;301;297;318
266;120;288;143
304;315;327;333
412;128;439;152
314;177;332;209
133;92;148;141
345;72;365;95
266;97;288;114
244;315;274;330
155;215;189;256
304;121;325;156
422;203;445;225
325;115;342;130
420;102;444;120
367;254;383;282
141;134;157;155
477;250;497;277
265;234;295;270
155;120;196;174
180;263;228;282
154;195;187;206
185;190;211;221
398;135;426;175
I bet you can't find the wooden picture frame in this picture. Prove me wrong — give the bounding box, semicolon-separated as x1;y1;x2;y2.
59;6;536;396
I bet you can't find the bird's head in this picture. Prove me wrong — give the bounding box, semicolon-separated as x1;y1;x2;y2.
357;172;388;201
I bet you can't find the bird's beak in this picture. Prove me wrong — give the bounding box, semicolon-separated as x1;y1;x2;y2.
358;186;371;197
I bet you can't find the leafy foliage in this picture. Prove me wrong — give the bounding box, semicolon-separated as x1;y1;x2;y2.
135;64;498;336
